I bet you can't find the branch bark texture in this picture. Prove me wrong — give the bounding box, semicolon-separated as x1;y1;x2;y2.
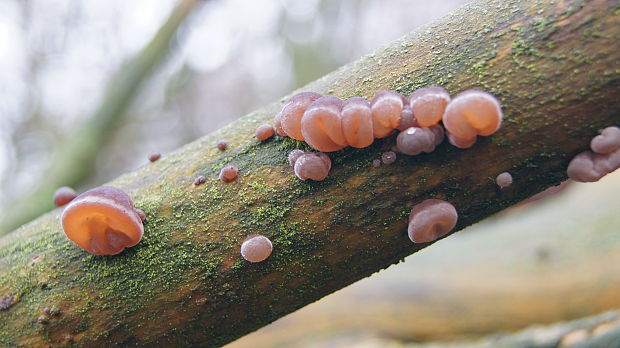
1;0;619;346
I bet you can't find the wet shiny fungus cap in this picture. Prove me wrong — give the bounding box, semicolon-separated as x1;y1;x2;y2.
294;153;331;181
280;92;322;141
370;90;405;138
408;199;458;243
443;90;503;140
241;235;273;263
61;186;144;255
409;86;451;127
341;97;374;148
591;126;620;154
301;96;347;152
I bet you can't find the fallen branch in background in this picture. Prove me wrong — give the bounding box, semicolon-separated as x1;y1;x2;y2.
0;0;618;346
0;0;202;236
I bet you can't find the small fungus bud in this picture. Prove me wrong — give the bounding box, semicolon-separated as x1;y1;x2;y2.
408;199;458;243
567;150;620;182
280;92;322;141
381;151;397;165
61;186;144;255
396;127;441;156
148;152;161;162
341;97;374;148
370;91;405;138
301;96;347;152
443;90;502;141
53;186;77;207
193;175;206;186
219;165;239;182
372;159;381;167
409;86;451;127
255;124;275;141
288;149;305;167
496;172;513;188
241;234;273;263
590;126;620;154
134;209;146;221
294;153;331;181
397;104;418;131
217;141;228;151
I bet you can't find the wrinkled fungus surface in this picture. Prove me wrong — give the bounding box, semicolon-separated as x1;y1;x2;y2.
567;150;620;182
219;166;239;182
278;92;322;140
591;126;620;154
61;186;144;255
241;234;273;263
381;151;397;165
496;172;513;188
342;97;374;148
53;186;77;207
408;199;458;243
294;152;331;181
302;96;347;152
370;90;406;138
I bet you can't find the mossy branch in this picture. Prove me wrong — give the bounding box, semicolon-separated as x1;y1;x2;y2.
1;0;619;347
0;0;201;236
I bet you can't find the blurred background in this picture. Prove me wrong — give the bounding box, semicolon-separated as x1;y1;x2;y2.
1;0;619;347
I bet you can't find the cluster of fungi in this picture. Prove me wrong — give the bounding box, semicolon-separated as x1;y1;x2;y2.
52;85;618;263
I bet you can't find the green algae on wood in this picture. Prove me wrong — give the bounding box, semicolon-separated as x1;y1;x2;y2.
1;0;620;347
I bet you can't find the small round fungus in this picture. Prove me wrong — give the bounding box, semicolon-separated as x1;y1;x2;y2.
294;152;331;181
61;186;144;255
53;186;77;207
148;152;161;162
409;86;451;127
280;92;322;141
567;150;620;182
396;127;441;156
372;159;381;167
217;141;228;151
397;104;418;131
381;151;397;165
134;208;146;221
408;199;458;243
443;90;503;141
301;96;347;152
288;149;305;167
590;126;620;154
341;97;374;148
219;165;239;182
496;172;513;188
370;90;405;138
255;124;275;141
241;234;273;263
194;175;206;186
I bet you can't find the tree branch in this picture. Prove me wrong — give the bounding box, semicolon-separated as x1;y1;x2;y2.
0;0;618;346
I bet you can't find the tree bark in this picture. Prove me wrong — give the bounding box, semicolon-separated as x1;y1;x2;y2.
0;0;619;347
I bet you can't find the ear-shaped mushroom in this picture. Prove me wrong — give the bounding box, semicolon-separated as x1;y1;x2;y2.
409;87;451;127
443;90;502;143
370;91;406;138
61;186;144;255
408;199;458;243
341;97;374;148
279;92;322;141
241;235;273;263
294;152;331;181
567;149;620;182
591;126;620;154
301;96;347;152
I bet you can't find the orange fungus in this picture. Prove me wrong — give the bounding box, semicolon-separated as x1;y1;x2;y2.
61;186;144;255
